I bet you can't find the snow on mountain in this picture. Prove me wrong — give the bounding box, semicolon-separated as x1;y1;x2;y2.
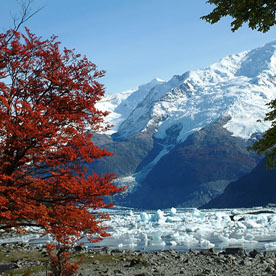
95;89;134;133
96;78;165;133
114;78;165;119
116;41;276;143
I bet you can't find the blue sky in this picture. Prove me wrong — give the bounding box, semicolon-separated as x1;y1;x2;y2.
1;0;276;94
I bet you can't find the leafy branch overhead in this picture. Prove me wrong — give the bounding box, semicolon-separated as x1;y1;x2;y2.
250;99;276;169
203;0;276;168
202;0;276;33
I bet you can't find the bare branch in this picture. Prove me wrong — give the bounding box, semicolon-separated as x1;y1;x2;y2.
1;0;45;50
12;0;45;32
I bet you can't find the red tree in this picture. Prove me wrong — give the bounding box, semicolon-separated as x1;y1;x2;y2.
0;28;122;246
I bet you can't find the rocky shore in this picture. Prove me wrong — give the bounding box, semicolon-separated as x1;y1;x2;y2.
1;243;276;275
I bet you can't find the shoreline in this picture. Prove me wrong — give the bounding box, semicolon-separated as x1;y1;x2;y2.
1;243;276;275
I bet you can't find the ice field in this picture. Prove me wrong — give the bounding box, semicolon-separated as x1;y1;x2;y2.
85;207;276;252
2;207;276;252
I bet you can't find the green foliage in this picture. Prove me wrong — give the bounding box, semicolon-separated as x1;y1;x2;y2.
202;0;276;168
0;246;48;275
1;266;45;276
201;0;276;33
249;99;276;169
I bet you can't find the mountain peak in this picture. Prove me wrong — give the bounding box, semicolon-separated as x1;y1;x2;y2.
115;41;276;142
154;77;166;82
97;78;165;133
137;77;165;90
235;42;276;78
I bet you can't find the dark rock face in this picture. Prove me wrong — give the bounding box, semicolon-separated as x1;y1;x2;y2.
89;132;154;177
123;119;260;209
201;158;276;209
88;118;267;210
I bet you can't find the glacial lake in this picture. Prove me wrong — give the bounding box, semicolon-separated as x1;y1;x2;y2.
9;206;276;252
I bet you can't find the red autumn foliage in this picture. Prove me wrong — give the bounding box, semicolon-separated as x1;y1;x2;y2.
46;244;81;276
0;28;123;245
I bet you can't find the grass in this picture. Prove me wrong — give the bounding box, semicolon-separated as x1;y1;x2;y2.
0;246;131;275
0;245;148;275
0;246;48;276
0;248;47;263
1;266;46;276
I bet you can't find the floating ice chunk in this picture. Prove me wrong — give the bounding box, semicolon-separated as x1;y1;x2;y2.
165;232;180;240
172;232;180;238
245;233;254;240
112;232;120;239
142;233;149;246
186;226;199;233
140;212;150;222
151;240;166;246
166;207;183;222
191;208;204;219
265;242;276;251
192;208;200;216
215;233;246;248
231;209;239;215
175;233;198;246
200;239;215;249
170;207;177;216
126;234;138;248
235;221;247;230
243;220;262;229
152;231;163;240
214;212;231;222
118;243;123;248
214;232;230;243
150;209;166;223
170;240;177;246
0;233;45;245
256;215;268;225
151;230;165;246
235;228;246;236
232;215;243;221
128;221;138;230
269;215;276;224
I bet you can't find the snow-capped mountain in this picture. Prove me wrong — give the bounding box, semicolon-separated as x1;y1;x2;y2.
116;41;276;142
92;41;276;209
95;89;133;133
96;78;165;133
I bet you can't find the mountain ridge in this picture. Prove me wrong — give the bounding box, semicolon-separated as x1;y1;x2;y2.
93;41;276;209
201;158;276;209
